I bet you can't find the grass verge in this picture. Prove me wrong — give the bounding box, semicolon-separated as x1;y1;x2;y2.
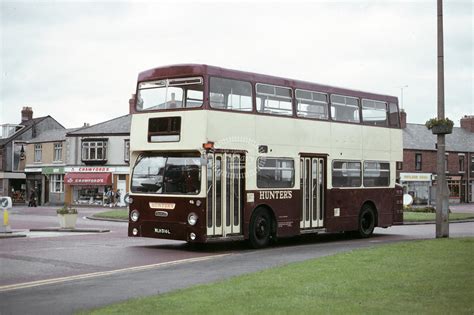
91;209;474;223
404;211;474;222
92;209;128;220
85;238;474;314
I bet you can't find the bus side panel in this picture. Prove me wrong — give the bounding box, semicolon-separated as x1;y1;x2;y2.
243;190;301;239
325;188;397;232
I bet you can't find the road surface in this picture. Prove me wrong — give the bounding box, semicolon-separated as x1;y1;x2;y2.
1;206;473;314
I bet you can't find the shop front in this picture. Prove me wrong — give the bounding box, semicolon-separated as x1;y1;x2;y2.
447;176;462;204
25;168;43;206
400;173;432;205
64;170;112;206
42;166;65;205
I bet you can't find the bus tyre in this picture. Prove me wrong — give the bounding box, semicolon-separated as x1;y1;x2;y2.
357;204;376;238
249;207;272;249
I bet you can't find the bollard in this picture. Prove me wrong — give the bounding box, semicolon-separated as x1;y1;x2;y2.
0;196;12;233
4;208;9;225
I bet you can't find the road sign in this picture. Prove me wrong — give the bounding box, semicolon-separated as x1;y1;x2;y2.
0;197;12;209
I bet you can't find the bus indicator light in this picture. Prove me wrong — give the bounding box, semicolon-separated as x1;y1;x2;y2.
203;141;214;150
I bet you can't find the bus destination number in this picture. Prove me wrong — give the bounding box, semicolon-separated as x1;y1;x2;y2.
259;191;293;200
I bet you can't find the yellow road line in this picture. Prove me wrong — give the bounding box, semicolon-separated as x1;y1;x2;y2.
0;254;230;292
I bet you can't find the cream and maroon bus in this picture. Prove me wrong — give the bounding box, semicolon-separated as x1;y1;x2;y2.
127;64;403;248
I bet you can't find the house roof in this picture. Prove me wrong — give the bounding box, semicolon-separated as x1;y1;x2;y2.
404;123;474;153
0;116;50;146
27;128;81;143
67;114;131;136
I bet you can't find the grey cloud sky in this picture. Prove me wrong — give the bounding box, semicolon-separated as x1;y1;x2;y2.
1;0;472;128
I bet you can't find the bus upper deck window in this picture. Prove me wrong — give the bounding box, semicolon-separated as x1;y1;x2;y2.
137;77;203;111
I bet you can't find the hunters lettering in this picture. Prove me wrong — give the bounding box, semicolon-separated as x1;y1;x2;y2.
259;190;293;200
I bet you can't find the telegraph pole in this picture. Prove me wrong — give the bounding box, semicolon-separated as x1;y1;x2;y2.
436;0;449;238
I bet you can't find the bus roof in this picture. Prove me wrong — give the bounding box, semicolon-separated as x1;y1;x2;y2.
138;64;398;103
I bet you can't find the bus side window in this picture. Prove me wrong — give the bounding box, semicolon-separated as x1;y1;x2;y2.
388;103;400;127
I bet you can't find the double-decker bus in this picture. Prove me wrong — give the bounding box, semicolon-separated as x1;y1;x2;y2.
127;64;403;248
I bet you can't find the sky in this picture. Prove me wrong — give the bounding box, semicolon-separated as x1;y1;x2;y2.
0;0;472;129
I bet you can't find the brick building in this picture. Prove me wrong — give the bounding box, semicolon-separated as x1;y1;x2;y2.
398;113;474;204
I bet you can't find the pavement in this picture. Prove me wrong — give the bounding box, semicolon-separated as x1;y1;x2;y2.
449;203;474;213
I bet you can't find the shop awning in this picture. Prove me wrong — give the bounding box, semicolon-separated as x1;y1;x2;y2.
64;172;112;185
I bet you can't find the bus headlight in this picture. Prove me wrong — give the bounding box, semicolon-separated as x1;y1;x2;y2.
187;212;198;226
124;193;133;205
130;210;140;222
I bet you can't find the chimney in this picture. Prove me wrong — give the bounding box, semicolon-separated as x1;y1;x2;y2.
21;107;33;123
129;94;136;114
400;109;407;129
460;115;474;133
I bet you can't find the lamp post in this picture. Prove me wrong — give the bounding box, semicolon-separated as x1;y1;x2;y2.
436;0;449;238
398;85;408;110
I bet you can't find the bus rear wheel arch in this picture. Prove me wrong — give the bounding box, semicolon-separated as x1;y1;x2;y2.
249;206;276;248
357;203;377;238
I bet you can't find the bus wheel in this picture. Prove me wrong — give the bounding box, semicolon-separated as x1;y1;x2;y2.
249;207;272;248
357;204;376;238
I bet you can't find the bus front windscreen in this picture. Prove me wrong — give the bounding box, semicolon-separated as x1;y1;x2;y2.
131;155;201;195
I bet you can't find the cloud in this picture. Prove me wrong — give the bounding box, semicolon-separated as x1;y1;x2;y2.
0;0;472;127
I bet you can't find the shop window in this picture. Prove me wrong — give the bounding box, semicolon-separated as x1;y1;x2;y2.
471;156;474;176
34;144;42;162
415;153;422;171
448;181;460;198
332;160;361;187
82;139;107;163
50;174;64;193
257;158;294;188
54;143;62;162
124;140;130;162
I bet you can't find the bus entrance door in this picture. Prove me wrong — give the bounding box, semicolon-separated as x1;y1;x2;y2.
206;153;244;237
300;156;325;229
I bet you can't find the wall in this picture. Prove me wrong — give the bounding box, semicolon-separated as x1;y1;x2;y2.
25;141;66;166
66;135;129;166
402;150;468;174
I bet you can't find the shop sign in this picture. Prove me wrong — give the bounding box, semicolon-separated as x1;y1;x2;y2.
64;172;112;185
65;167;115;173
42;167;64;175
400;173;432;182
25;168;42;173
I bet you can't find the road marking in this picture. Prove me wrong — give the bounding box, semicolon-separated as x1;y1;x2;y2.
0;254;230;292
